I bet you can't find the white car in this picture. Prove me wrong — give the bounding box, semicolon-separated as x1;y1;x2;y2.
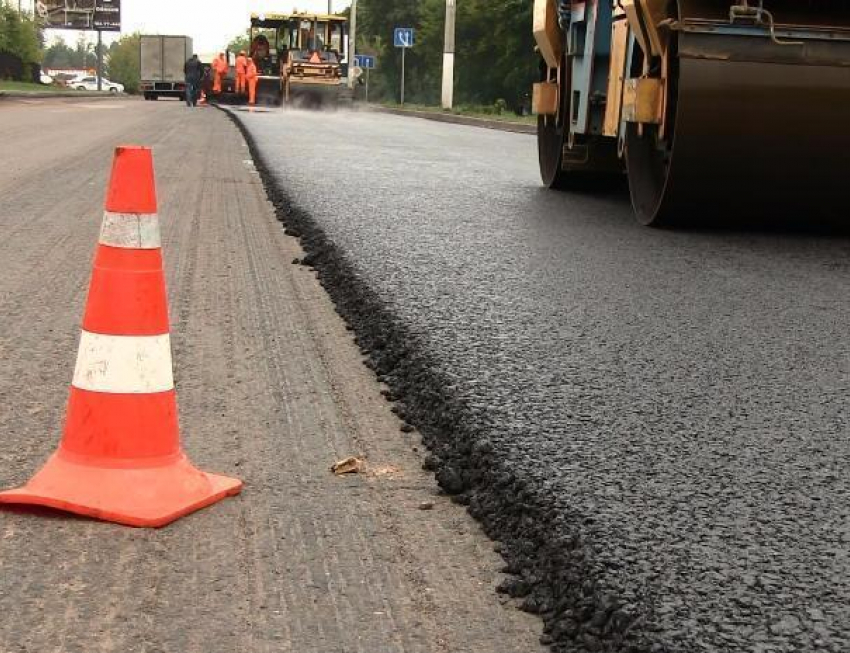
68;76;124;93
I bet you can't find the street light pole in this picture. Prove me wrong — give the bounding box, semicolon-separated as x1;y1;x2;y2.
441;0;456;109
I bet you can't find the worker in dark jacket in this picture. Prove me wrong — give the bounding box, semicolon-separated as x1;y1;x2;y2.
183;54;203;107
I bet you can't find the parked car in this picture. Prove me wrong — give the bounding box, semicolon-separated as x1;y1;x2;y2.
67;76;124;93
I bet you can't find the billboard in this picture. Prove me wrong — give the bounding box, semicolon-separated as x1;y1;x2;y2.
36;1;121;32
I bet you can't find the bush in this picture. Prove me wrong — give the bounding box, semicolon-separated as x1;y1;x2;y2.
106;33;141;94
0;50;23;80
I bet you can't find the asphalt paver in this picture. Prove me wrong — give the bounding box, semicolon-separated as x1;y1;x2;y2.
0;97;544;653
234;107;850;653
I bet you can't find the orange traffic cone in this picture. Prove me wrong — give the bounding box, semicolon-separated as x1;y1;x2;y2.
0;146;242;527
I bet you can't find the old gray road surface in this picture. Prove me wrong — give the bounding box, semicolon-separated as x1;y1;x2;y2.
236;107;850;653
0;97;544;653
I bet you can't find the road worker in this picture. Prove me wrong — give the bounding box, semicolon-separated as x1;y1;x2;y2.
246;56;258;106
212;51;227;94
235;50;248;95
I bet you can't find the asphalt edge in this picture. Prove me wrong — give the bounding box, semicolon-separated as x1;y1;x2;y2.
219;105;657;653
371;106;536;135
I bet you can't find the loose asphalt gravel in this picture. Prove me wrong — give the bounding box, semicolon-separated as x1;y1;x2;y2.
233;107;850;653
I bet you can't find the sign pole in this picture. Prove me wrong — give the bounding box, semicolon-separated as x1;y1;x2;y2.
401;46;405;106
366;66;370;103
393;28;413;105
97;29;103;91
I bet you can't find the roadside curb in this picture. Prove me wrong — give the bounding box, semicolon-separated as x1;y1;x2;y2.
0;91;124;100
371;106;535;135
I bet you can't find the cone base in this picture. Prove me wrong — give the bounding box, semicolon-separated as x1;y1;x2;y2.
0;450;242;528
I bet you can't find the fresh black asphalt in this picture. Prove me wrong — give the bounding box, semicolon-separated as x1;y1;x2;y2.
232;107;850;653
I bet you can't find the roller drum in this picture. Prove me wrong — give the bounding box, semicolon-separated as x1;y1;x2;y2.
626;32;850;225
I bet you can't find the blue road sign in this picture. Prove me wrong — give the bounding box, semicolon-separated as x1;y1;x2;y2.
394;28;415;48
354;55;376;69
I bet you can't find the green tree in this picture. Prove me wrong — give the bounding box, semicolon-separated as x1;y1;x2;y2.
43;34;96;69
355;0;536;110
43;38;77;68
227;31;250;54
0;5;42;76
106;33;140;93
357;0;433;103
74;34;95;69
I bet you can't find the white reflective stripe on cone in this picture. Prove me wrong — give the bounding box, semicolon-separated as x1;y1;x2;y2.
99;212;161;249
72;331;174;394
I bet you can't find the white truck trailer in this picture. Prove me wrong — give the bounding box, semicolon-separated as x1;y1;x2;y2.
140;35;193;101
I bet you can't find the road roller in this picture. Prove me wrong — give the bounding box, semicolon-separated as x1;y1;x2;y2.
533;1;850;225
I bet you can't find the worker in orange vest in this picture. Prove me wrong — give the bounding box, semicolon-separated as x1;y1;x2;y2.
212;52;227;94
246;57;258;105
235;50;248;95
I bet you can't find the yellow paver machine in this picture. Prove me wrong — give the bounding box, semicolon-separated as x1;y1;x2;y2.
533;1;850;225
249;11;350;107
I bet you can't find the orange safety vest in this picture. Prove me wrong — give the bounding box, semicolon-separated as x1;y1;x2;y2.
246;60;258;80
235;55;248;75
214;57;228;74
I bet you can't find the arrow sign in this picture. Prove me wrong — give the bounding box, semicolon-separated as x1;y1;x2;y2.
394;28;415;48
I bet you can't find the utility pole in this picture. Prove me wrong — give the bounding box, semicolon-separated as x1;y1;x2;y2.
348;0;357;89
96;30;103;91
441;0;456;109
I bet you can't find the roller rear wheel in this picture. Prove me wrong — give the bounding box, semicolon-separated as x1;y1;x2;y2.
537;59;569;189
538;58;623;191
624;35;679;227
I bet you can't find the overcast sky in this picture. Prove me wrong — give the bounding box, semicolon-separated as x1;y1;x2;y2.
34;0;351;55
